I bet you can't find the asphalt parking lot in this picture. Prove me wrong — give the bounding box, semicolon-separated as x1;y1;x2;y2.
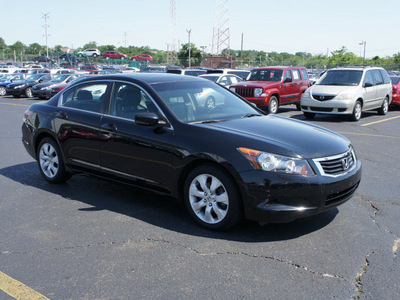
0;95;399;299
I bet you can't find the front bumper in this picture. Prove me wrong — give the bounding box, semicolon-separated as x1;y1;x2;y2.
32;89;51;98
301;97;355;115
6;87;24;96
238;159;362;224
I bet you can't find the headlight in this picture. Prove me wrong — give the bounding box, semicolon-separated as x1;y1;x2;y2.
335;93;353;100
238;147;315;176
254;88;263;97
15;84;25;89
302;90;311;99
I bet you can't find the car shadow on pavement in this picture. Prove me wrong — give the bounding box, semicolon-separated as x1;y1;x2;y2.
0;162;338;242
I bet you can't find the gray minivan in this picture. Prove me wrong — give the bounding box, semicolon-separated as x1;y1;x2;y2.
301;66;392;121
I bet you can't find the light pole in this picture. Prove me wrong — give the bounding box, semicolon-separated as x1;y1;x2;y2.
42;12;50;58
186;29;191;68
359;41;366;64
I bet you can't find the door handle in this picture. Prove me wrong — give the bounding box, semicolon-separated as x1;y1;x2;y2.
101;123;118;131
54;111;68;119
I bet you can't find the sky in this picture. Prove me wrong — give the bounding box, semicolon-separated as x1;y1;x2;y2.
1;0;399;58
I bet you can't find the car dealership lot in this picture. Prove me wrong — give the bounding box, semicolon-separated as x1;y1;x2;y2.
0;96;399;299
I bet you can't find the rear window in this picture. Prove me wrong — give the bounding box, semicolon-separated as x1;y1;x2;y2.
390;77;400;85
300;69;308;80
379;69;391;84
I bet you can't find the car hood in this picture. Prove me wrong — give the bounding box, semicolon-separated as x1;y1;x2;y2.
310;84;357;95
233;81;280;88
7;80;28;87
33;82;54;89
203;115;350;159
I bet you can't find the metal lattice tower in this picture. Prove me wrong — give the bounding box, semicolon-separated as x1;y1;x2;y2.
168;0;178;65
212;0;230;56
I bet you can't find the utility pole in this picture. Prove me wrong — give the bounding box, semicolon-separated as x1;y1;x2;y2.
241;33;243;68
123;32;128;47
359;41;366;64
187;29;191;68
42;12;50;58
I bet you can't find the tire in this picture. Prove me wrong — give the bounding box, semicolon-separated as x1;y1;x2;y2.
0;86;6;96
303;112;315;119
37;138;71;184
295;102;301;111
184;165;242;230
105;56;110;60
377;97;389;115
351;100;362;121
121;57;125;60
25;87;33;98
268;96;279;114
132;58;137;61
205;96;216;109
93;54;98;58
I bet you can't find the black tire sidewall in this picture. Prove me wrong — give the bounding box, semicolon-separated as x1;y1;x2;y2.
183;165;242;230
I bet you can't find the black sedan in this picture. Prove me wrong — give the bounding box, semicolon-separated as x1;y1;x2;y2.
32;74;79;99
22;73;362;230
6;73;53;98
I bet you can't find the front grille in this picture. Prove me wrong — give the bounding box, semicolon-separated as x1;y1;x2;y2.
234;87;254;98
325;182;359;207
310;106;333;112
313;148;356;177
313;94;335;101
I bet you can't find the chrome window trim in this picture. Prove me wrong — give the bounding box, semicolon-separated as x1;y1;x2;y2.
57;79;174;130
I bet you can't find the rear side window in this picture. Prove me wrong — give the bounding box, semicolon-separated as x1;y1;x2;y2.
379;69;391;84
63;83;108;113
292;69;301;81
371;70;384;85
300;69;308;80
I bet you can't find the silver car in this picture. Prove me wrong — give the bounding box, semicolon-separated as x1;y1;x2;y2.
301;66;392;121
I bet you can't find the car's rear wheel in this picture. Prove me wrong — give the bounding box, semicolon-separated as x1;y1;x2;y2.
268;96;279;114
0;86;6;96
93;54;98;58
25;87;33;98
132;58;137;61
184;165;242;230
377;96;389;115
351;100;362;121
37;138;71;183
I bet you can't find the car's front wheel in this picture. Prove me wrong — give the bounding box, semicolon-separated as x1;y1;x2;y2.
268;96;279;114
378;97;389;115
184;165;242;230
25;87;33;98
0;86;6;96
351;100;362;121
37;138;71;183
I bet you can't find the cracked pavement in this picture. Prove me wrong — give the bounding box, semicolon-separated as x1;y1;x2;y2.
0;100;399;299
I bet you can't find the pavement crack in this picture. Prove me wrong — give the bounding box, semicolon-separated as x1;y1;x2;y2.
145;238;348;282
354;251;373;299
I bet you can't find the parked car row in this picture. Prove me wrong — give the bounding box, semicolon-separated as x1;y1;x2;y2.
74;48;153;62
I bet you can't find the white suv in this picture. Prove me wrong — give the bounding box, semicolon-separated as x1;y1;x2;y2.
76;49;101;57
301;66;392;121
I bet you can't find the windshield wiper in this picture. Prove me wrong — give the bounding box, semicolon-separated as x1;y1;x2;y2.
190;119;226;124
241;113;262;118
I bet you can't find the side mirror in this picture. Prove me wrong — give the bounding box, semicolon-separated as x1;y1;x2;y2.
363;82;373;88
135;112;163;127
284;77;292;83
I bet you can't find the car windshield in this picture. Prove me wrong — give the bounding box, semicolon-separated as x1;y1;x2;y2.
51;75;69;83
151;80;262;124
200;75;219;82
246;69;283;81
317;70;363;86
26;75;42;82
390;77;400;85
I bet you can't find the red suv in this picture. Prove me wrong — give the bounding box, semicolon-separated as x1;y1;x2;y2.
230;66;310;113
130;54;153;62
103;51;128;60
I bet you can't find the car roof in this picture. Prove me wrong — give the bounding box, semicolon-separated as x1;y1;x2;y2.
76;73;205;85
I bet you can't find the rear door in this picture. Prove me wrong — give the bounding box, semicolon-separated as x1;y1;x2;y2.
281;69;296;104
371;69;385;108
362;70;377;110
53;81;110;172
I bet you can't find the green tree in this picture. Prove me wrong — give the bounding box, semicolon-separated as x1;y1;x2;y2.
178;43;202;67
26;43;45;55
82;41;97;49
